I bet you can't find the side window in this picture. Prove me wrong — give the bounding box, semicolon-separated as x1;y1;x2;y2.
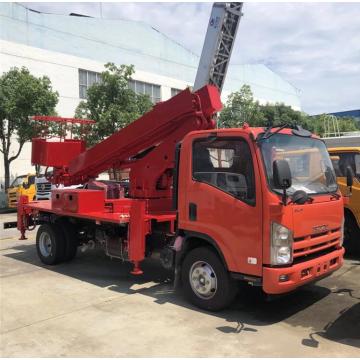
331;152;359;179
28;176;35;185
192;138;255;204
330;154;342;177
355;154;360;179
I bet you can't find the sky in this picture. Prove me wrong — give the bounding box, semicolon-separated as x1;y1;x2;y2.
21;2;360;115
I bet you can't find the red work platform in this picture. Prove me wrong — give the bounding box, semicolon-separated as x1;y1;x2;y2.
32;138;86;168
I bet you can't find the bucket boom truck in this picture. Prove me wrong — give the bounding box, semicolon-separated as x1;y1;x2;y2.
10;3;345;310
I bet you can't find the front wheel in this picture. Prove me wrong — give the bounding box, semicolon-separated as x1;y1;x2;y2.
181;246;237;311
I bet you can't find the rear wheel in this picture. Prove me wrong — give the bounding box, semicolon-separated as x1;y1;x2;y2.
36;223;65;265
181;246;237;311
56;218;78;262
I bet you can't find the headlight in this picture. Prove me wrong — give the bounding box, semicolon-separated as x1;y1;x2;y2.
271;222;293;265
340;217;345;246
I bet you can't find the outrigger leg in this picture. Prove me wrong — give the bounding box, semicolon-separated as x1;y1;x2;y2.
17;195;28;240
131;261;143;275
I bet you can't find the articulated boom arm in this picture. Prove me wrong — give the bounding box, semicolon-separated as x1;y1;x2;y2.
61;85;222;198
194;2;243;92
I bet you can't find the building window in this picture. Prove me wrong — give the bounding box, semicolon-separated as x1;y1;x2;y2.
79;69;101;99
129;79;161;103
171;88;182;97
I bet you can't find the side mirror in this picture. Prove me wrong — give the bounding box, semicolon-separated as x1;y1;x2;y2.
346;166;354;188
346;166;354;197
273;160;292;189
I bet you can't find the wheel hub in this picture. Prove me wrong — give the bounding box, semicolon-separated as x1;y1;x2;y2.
39;232;52;257
189;260;217;299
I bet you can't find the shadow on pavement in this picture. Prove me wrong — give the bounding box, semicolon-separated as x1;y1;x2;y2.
4;243;359;348
302;301;360;349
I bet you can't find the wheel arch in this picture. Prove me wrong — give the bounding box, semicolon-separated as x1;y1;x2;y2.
179;230;229;271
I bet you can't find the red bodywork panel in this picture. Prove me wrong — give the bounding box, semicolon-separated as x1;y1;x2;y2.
51;189;105;213
178;129;264;276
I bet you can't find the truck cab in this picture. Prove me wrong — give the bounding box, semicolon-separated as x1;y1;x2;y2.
328;147;360;254
177;126;344;304
7;174;36;208
35;175;53;201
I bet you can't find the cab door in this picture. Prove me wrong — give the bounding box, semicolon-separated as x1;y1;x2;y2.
178;132;263;276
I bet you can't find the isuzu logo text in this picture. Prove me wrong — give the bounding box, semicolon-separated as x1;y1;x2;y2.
312;225;329;233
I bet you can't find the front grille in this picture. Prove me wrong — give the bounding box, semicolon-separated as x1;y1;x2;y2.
293;227;341;263
36;183;51;195
292;246;338;265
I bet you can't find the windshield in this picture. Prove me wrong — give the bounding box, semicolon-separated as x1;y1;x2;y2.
260;133;338;195
10;176;26;188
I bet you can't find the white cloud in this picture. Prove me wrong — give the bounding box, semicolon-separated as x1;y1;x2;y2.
21;2;360;114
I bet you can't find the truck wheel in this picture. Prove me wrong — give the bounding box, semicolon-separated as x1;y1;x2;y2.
344;214;360;255
36;223;65;265
56;218;78;262
181;246;237;311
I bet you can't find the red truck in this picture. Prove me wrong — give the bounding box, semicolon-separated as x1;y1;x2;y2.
14;85;345;311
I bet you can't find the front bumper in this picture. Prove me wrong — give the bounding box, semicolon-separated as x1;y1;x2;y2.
36;195;51;200
263;247;344;294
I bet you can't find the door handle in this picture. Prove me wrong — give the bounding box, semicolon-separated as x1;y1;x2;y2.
189;202;197;221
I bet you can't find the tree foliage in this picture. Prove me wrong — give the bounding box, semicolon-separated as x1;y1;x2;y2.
0;67;58;189
219;84;360;137
218;85;264;128
75;63;153;146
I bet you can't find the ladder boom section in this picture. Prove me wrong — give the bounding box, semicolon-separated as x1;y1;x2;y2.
194;2;243;92
66;85;222;193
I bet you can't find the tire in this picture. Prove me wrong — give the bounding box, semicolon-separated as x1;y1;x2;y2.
56;218;78;262
344;214;360;256
36;223;65;265
181;246;237;311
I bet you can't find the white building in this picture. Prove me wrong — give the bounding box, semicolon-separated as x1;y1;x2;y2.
0;2;301;188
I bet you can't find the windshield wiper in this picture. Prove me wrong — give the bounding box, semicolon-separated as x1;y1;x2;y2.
329;191;341;200
257;123;288;142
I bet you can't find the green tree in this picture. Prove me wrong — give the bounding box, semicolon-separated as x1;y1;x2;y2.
0;67;58;189
258;103;304;127
303;114;360;137
219;85;360;138
218;85;263;128
337;116;360;133
75;63;153;146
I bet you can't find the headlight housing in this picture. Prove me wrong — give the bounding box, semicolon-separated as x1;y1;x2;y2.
271;222;293;265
